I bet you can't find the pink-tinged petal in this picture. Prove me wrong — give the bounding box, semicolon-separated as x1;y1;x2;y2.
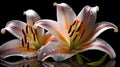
0;39;37;59
24;9;41;25
0;39;21;57
54;2;76;29
38;41;71;61
76;6;98;44
1;20;26;39
85;22;118;44
38;38;116;61
38;41;83;61
35;19;70;46
79;38;116;59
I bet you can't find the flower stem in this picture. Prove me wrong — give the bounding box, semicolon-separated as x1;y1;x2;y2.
86;54;108;66
80;54;92;62
76;54;84;64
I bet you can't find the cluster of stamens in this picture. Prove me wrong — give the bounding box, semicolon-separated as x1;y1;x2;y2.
68;19;85;49
21;24;40;50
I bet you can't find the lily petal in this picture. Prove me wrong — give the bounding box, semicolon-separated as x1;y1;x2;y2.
54;2;76;29
38;38;116;61
1;20;26;39
76;6;98;44
38;41;70;61
85;22;118;44
79;38;116;59
0;39;37;59
35;19;69;46
42;32;53;45
0;39;21;57
24;9;41;25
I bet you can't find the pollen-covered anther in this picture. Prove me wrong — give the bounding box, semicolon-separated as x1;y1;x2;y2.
30;27;34;34
69;29;75;37
26;24;28;34
34;29;38;35
73;34;78;41
33;32;36;41
22;29;27;44
22;38;24;47
27;42;30;50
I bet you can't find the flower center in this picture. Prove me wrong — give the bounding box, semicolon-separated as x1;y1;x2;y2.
68;19;85;49
21;24;40;50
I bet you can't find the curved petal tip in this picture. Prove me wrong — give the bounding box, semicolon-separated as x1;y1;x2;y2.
1;28;6;34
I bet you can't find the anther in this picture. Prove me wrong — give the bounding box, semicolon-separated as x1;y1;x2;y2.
26;25;28;34
33;33;36;41
21;39;24;47
27;42;29;50
22;29;27;44
71;21;76;26
34;29;38;35
22;29;26;36
73;34;78;41
69;29;75;37
30;27;34;34
68;25;72;33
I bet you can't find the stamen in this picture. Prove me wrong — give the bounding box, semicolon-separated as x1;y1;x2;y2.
24;36;27;44
22;29;27;44
33;33;36;41
30;27;34;34
34;29;38;35
26;25;28;34
21;38;24;47
22;29;26;36
73;34;78;41
68;25;72;33
27;42;29;50
68;20;79;33
69;29;75;37
71;21;76;26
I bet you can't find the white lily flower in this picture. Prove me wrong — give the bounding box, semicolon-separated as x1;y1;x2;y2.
35;3;118;61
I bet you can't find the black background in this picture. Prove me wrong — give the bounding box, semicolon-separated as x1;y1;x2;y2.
0;0;120;66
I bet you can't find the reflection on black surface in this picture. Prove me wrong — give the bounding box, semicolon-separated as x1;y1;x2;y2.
0;57;116;67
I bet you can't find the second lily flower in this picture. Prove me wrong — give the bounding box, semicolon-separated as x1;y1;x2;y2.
35;3;118;61
0;9;54;59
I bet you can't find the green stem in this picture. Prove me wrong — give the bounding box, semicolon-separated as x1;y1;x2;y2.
80;54;92;62
87;54;108;67
76;54;84;64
